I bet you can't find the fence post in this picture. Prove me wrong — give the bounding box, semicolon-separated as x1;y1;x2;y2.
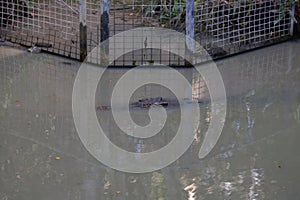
100;0;110;65
185;0;195;65
79;0;87;61
290;0;295;36
101;0;110;42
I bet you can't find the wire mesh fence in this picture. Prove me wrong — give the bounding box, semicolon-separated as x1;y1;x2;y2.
194;0;293;57
0;0;295;66
88;0;187;66
0;0;81;58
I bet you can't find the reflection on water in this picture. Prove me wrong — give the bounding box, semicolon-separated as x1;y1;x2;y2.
1;40;300;199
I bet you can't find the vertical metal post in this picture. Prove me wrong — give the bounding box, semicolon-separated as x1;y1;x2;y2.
101;0;110;42
185;0;195;65
100;0;110;65
290;0;295;36
79;0;87;61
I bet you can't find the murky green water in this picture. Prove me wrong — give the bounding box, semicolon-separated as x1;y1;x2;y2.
0;40;300;200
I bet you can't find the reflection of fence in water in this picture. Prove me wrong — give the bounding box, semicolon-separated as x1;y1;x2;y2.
191;41;298;159
192;39;296;104
0;0;294;65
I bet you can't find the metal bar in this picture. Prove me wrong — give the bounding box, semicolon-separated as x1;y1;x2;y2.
101;0;110;65
79;0;87;61
290;0;295;36
186;0;194;65
101;0;109;42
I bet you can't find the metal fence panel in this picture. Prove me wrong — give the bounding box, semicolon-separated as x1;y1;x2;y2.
0;0;81;58
0;0;295;66
194;0;293;57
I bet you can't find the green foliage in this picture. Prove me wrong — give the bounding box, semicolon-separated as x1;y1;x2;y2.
274;0;298;25
144;0;186;30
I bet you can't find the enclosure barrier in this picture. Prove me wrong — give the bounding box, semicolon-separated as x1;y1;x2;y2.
0;0;295;66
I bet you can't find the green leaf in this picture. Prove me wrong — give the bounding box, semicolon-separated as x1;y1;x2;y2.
274;15;284;25
24;0;33;9
289;10;298;23
270;9;280;13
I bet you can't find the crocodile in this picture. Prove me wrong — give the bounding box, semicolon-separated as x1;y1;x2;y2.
133;97;168;108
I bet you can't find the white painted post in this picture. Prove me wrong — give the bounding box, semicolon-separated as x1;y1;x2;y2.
290;0;295;36
186;0;195;65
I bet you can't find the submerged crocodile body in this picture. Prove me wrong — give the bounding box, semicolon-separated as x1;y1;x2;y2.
133;97;168;108
96;97;169;111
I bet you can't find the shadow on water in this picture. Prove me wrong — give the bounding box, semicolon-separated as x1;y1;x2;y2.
0;40;300;199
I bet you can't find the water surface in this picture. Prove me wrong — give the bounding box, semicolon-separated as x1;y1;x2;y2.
0;40;300;200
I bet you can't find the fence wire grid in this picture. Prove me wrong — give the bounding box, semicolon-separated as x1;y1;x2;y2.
0;0;295;66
